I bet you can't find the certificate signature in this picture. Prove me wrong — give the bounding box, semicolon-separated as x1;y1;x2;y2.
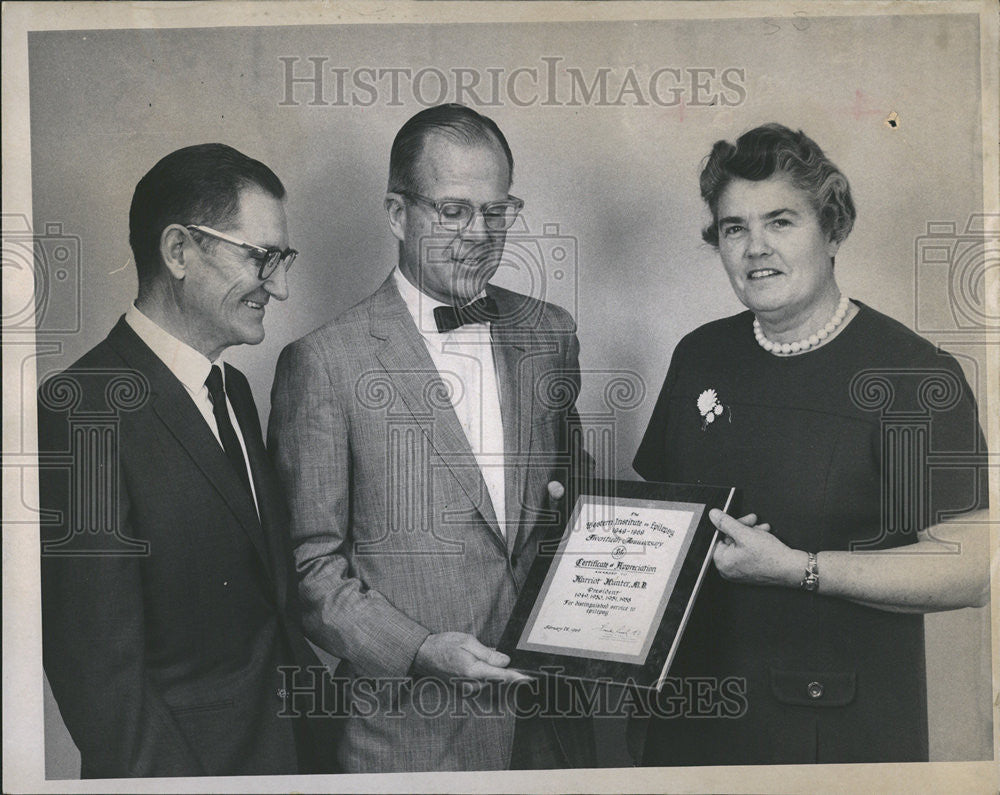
597;623;643;642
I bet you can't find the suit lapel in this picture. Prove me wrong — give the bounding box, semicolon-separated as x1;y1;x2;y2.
488;291;534;556
489;288;570;560
369;278;504;546
106;319;274;582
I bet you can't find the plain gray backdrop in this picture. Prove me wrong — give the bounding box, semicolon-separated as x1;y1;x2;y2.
27;13;993;777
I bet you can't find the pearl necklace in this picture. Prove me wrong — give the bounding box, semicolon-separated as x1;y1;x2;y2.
753;295;851;355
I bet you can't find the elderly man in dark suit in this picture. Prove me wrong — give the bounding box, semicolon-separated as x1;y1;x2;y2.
38;144;339;778
269;104;594;772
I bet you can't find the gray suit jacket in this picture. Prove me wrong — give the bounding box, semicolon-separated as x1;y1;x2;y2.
268;275;590;771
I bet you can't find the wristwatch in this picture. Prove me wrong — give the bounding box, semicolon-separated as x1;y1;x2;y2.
799;552;819;592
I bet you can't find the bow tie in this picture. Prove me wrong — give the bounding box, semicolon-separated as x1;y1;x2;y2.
433;296;499;333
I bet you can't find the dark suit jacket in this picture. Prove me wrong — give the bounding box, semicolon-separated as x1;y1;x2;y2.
269;276;594;772
37;317;340;778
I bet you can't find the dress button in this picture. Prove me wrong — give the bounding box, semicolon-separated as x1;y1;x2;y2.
807;681;824;699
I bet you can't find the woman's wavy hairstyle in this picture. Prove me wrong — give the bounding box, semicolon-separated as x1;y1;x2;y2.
699;123;856;248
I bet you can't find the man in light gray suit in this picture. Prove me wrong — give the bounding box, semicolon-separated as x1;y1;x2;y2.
269;104;594;771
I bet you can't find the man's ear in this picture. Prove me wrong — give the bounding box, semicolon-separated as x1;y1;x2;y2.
159;225;192;280
384;193;407;243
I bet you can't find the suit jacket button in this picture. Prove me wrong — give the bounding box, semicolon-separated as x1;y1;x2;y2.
807;681;824;699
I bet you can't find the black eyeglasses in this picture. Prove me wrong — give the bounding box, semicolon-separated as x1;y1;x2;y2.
185;224;297;280
398;191;524;232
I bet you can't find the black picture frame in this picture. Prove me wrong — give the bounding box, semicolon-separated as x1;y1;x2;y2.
498;478;737;691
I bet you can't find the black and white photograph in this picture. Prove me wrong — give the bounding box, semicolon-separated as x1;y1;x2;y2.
3;2;997;792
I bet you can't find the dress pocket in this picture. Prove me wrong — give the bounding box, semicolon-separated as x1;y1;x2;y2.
769;668;856;707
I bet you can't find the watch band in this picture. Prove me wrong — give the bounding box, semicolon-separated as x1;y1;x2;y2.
799;552;819;592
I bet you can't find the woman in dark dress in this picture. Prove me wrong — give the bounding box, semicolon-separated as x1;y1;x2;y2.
633;124;989;765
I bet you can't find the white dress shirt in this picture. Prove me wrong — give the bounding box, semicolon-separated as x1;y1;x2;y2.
125;303;260;514
392;268;507;538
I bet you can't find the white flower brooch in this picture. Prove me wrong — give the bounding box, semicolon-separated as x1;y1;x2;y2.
697;388;730;430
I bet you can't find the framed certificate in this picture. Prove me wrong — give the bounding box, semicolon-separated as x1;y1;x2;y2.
498;479;736;691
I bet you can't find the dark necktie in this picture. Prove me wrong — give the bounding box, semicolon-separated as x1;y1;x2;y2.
433;295;499;333
205;365;253;497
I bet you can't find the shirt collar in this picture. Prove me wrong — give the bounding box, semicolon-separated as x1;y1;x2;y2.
391;267;488;341
125;303;216;394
